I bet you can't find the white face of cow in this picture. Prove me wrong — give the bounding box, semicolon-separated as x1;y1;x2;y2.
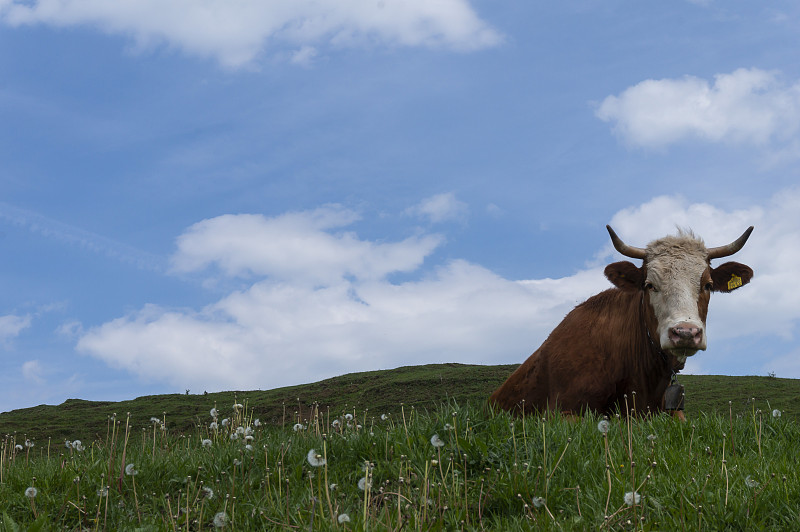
644;235;710;359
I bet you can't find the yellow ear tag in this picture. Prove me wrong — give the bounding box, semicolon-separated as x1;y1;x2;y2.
727;274;743;291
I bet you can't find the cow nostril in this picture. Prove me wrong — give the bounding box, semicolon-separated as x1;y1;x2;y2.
669;325;703;346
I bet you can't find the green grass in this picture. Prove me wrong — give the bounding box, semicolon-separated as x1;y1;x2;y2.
1;396;797;530
0;364;797;443
0;364;798;530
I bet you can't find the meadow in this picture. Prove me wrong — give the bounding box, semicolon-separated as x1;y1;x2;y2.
0;364;798;530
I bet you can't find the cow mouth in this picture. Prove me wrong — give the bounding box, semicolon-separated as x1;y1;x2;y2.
666;347;699;362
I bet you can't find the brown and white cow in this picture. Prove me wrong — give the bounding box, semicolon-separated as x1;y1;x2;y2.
489;225;754;416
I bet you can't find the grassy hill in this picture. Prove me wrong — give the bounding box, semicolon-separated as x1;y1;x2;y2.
0;363;795;443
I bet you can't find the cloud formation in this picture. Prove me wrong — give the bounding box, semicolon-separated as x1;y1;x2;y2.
77;189;800;392
406;193;469;224
596;68;800;148
0;0;502;68
0;314;31;347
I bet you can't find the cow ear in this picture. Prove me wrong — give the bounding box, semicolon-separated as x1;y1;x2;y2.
605;261;643;291
711;261;753;292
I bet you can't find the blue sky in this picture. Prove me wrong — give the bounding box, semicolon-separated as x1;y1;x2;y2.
1;0;799;412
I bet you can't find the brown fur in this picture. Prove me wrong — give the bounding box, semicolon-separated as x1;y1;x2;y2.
489;234;753;417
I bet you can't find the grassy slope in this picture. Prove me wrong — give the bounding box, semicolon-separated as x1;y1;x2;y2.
0;363;795;443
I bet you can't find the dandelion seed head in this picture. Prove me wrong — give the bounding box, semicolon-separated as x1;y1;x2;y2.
25;487;37;498
338;513;351;523
532;496;545;508
221;418;230;427
293;423;304;432
307;448;326;467
202;486;214;499
430;434;445;448
210;408;218;418
358;477;371;490
209;421;219;431
125;463;138;476
745;475;759;488
345;413;353;421
213;511;229;528
597;420;610;433
772;409;781;418
202;439;212;448
624;491;640;506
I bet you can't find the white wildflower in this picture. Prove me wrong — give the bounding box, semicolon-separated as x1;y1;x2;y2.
221;418;230;427
358;477;371;491
72;440;84;452
293;423;304;432
597;420;610;434
624;491;640;506
307;449;326;467
381;414;388;421
245;444;253;451
236;426;245;435
201;439;212;448
233;403;243;410
150;417;161;424
229;433;239;441
772;409;781;418
209;421;219;431
254;418;261;427
25;487;37;498
345;413;353;421
430;434;445;448
125;463;138;476
15;444;22;451
210;408;218;418
338;513;351;523
24;439;34;448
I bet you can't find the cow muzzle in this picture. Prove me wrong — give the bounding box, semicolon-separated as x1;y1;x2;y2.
667;322;704;352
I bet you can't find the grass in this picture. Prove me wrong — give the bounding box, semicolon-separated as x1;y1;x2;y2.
1;363;797;443
0;364;798;530
0;396;797;530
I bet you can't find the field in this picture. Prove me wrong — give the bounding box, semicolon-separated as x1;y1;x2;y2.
0;364;798;530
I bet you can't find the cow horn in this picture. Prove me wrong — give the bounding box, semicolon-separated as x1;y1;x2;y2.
606;225;647;259
706;226;754;260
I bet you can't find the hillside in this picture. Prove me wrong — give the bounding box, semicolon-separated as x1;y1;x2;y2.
0;363;795;442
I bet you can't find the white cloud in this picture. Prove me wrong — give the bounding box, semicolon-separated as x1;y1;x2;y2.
77;188;800;391
0;0;502;68
406;193;469;224
21;360;44;385
170;205;443;284
596;68;800;148
0;314;31;347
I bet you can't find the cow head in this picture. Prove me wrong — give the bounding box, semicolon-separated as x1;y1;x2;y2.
604;226;754;360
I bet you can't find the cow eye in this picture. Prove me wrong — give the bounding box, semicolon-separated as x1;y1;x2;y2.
644;281;658;292
704;282;714;291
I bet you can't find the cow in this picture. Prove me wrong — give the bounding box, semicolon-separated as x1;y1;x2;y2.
489;225;754;417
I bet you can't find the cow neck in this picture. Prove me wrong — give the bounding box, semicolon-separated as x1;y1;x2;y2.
639;291;672;375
